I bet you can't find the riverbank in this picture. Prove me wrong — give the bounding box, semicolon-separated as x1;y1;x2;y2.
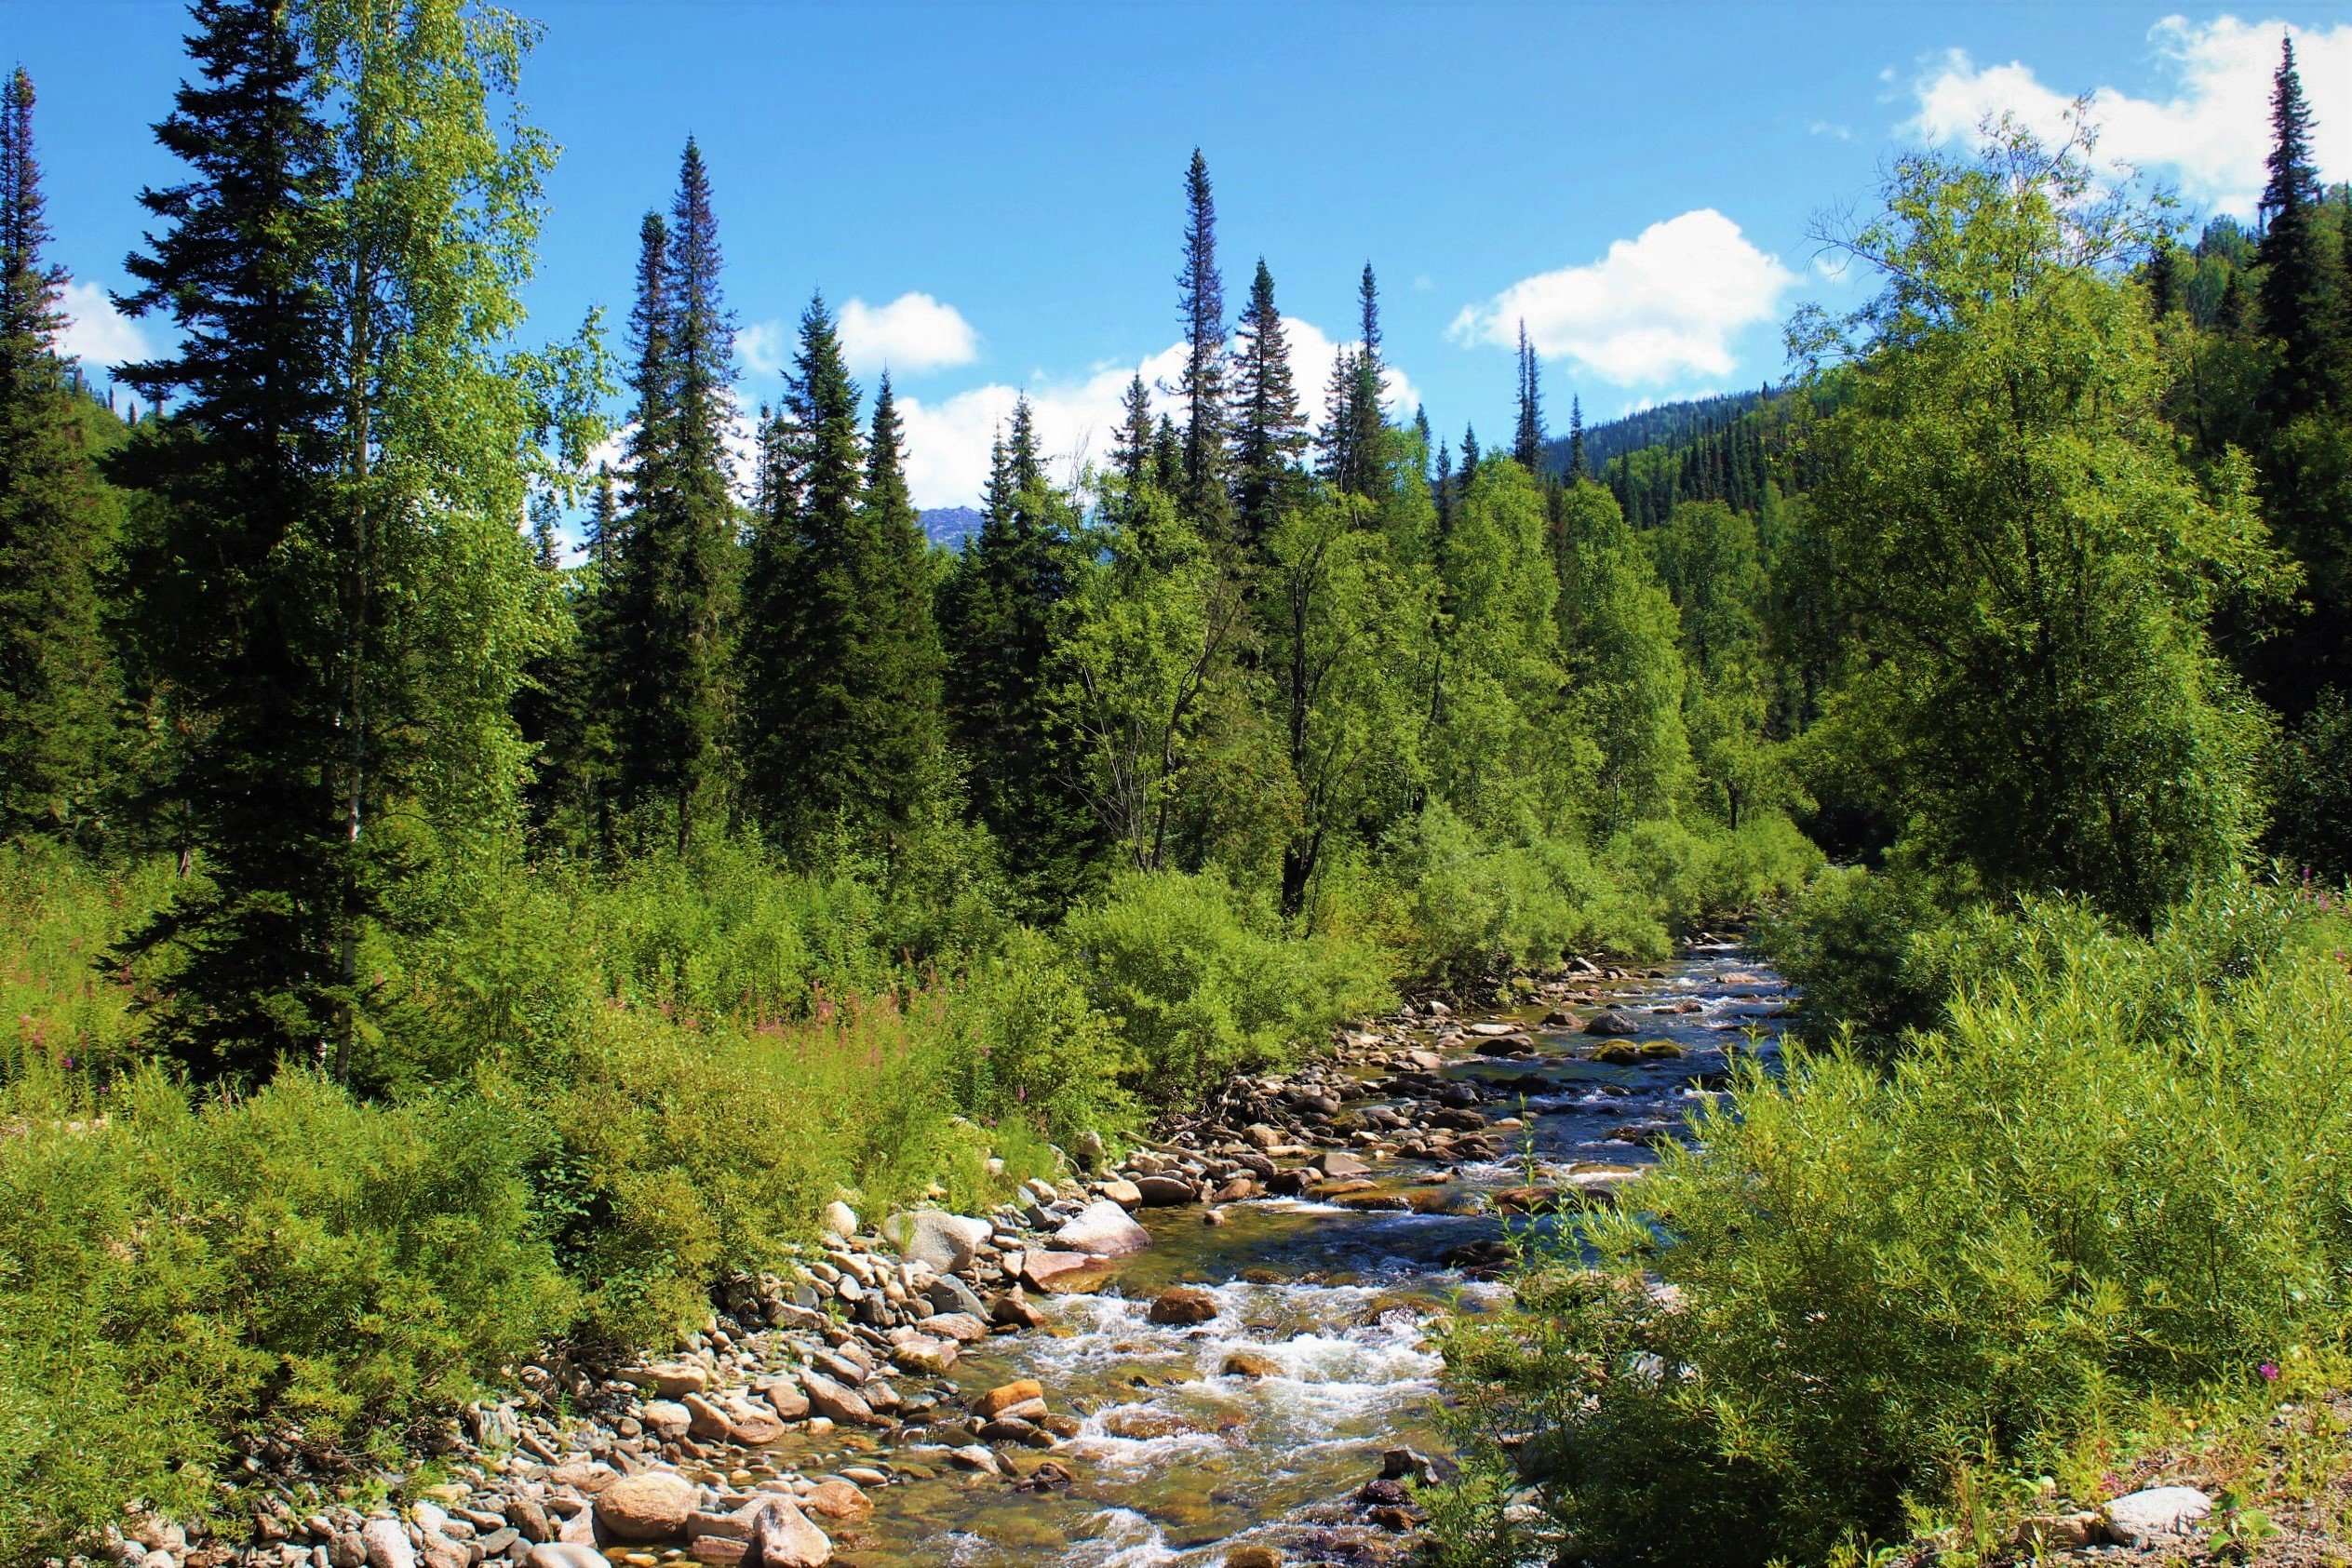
99;945;1785;1568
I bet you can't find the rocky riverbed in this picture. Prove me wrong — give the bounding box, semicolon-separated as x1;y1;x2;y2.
103;943;1792;1568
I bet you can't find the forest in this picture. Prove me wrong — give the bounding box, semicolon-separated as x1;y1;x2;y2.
3;2;2351;1565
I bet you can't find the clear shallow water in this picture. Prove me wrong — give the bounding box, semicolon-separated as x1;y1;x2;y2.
799;945;1789;1566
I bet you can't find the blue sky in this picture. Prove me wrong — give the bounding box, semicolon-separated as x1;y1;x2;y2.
11;0;2352;506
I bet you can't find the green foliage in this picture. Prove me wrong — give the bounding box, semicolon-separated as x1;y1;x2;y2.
1796;123;2286;929
1435;882;2352;1565
0;1067;573;1560
1064;867;1392;1105
1553;480;1690;833
0;843;160;1097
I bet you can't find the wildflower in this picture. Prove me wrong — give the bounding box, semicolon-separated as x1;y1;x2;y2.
2260;1361;2280;1382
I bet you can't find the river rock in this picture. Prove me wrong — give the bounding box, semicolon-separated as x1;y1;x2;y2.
975;1378;1045;1418
1023;1250;1114;1293
885;1210;993;1274
1224;1549;1282;1568
889;1333;956;1374
505;1499;552;1544
1133;1174;1200;1207
1148;1285;1219;1325
520;1548;610;1568
1584;1010;1641;1037
1098;1178;1144;1208
800;1480;870;1521
757;1374;811;1420
918;1310;989;1342
2009;1513;2101;1552
747;1496;831;1568
2103;1486;2212;1548
1221;1350;1280;1379
800;1370;881;1427
621;1360;707;1398
682;1392;733;1441
361;1521;415;1568
821;1199;858;1239
639;1398;692;1440
924;1274;988;1319
993;1284;1051;1327
1054;1199;1152;1256
595;1470;697;1540
1075;1129;1106;1170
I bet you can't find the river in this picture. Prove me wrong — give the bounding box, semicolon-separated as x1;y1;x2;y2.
746;942;1788;1566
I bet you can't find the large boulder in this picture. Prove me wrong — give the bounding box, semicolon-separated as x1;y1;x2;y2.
883;1210;993;1274
1054;1199;1152;1256
1134;1174;1201;1207
594;1470;698;1541
1583;1010;1641;1037
974;1378;1045;1419
923;1274;988;1319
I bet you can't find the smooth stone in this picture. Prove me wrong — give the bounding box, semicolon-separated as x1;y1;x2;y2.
361;1521;415;1568
1053;1199;1152;1257
620;1362;707;1398
520;1548;611;1568
799;1370;880;1427
1584;1010;1642;1037
1221;1350;1280;1379
593;1471;698;1541
1133;1174;1200;1207
917;1311;989;1343
884;1210;993;1274
746;1496;831;1567
1313;1150;1371;1178
1023;1250;1117;1293
821;1200;858;1239
974;1378;1045;1419
1097;1178;1144;1208
798;1479;870;1521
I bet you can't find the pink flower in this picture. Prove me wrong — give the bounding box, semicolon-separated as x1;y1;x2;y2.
2260;1361;2280;1382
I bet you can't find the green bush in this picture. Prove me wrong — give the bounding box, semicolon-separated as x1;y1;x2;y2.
946;926;1137;1151
0;842;167;1101
1065;867;1392;1105
1433;882;2352;1566
0;1068;571;1560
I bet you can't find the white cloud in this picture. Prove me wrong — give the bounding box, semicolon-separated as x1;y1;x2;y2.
837;292;979;376
1907;17;2352;215
895;315;1418;510
1449;210;1796;387
54;281;152;376
737;318;789;379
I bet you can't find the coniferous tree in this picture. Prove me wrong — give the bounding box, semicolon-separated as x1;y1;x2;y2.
1512;318;1547;471
2256;38;2335;421
0;66;115;840
609;142;740;850
110;0;341;1079
1567;394;1588;478
1322;265;1389;495
1112;372;1155;486
1176;150;1230;534
1229;258;1307;551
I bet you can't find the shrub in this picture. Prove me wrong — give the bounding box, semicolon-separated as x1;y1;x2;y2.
1432;882;2352;1566
946;926;1137;1151
0;1068;571;1560
0;842;165;1103
1065;867;1391;1105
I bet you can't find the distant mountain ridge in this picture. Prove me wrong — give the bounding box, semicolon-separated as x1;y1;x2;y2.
920;506;983;548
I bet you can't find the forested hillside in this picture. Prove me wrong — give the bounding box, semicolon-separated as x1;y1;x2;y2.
3;4;2350;1564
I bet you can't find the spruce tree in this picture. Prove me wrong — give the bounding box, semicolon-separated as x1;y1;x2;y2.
1320;264;1389;495
1567;395;1588;478
1176;150;1230;532
111;0;341;1079
1512;318;1546;471
1113;372;1155;486
742;296;937;850
608;142;740;850
1229;258;1307;550
0;66;114;841
2256;37;2335;420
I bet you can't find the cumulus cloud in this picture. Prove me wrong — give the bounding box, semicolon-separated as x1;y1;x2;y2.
894;315;1418;510
54;280;152;377
837;292;979;376
1449;210;1796;387
1907;17;2352;215
737;318;790;379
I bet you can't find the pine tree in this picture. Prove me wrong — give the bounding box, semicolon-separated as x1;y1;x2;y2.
0;66;114;840
2256;37;2336;419
1176;150;1229;532
1512;318;1546;472
110;0;341;1079
1321;264;1389;495
1567;395;1588;478
585;462;620;568
1229;258;1307;551
608;142;740;850
855;372;948;836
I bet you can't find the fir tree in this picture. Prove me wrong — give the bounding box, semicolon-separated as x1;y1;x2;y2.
0;65;114;840
1567;395;1588;478
1229;258;1307;550
1176;150;1229;532
1321;264;1388;494
1512;318;1546;472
